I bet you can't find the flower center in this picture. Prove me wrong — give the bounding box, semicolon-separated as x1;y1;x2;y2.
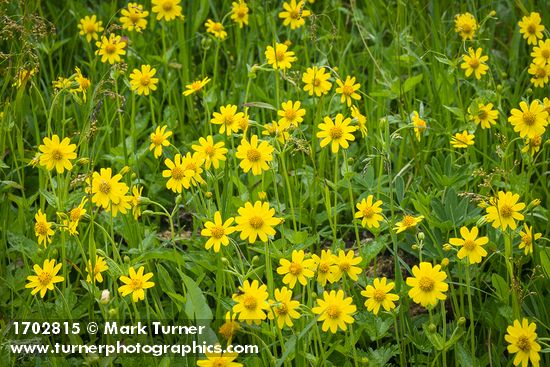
276;50;286;62
105;43;117;55
171;166;186;180
373;289;386;302
362;206;374;218
522;235;532;246
35;222;48;236
326;305;341;319
277;303;288;315
313;78;321;86
418;276;435;292
70;208;83;222
99;181;111;195
342;84;354;96
249;215;264;229
536;66;547;78
246;148;261;162
85;23;96;33
243;295;257;310
461;24;472;33
131;278;143;290
319;263;330;273
204;146;215;156
151;134;164;145
402;215;415;227
329;126;343;139
527;24;536;34
477;109;488;120
140;75;150;86
212;23;222;32
212;359;225;367
463;239;476;251
499;204;513;218
163;1;173;11
210;225;225;239
191;81;202;91
285;109;297;121
468;58;480;69
223;115;234;127
51;149;63;161
339;261;350;272
289;262;303;275
523;111;536;126
517;335;531;352
289;10;300;19
38;271;53;286
542;49;550;59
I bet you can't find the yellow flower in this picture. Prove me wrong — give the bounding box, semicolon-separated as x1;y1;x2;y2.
74;67;90;102
449;226;488;264
351;106;368;137
232;279;269;325
77;15;104;42
317;113;357;153
120;3;149;32
211;104;244;136
450;130;475;148
109;191;132;217
518;12;544;45
278;100;306;127
235;201;281;243
95;34;126;64
262;121;290;144
35;209;54;247
268;287;301;329
13;67;38;89
197;351;243;367
485;191;525;231
91;168;127;209
65;197;87;235
412;111;427;141
332;250;362;282
277;250;315;288
528;62;550;88
531;39;550;65
460;47;489;79
205;19;227;40
508;100;548;140
201;211;236;253
151;0;183;21
302;66;332;96
218;312;240;341
521;135;543;156
312;290;356;333
394;214;424;233
454;12;477;40
130;65;159;96
183;77;210;96
406;262;448;308
361;277;399;315
192;135;227;169
519;224;542;255
468;102;499;129
162;154;192;193
38;135;77;173
311;250;338;286
279;0;311;30
180;152;205;186
118;266;155;303
52;77;72;90
231;1;249;28
355;195;384;229
130;186;143;219
235;135;274;176
25;259;64;298
86;255;109;283
149;125;173;158
335;76;361;107
265;43;296;71
505;319;541;367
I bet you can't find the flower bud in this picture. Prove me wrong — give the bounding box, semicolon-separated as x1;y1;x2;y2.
252;256;260;265
100;289;110;304
489;10;497;17
205;191;213;199
428;323;437;333
441;258;449;267
120;166;130;175
258;191;267;201
123;256;130;263
175;195;183;205
443;244;452;252
221;257;229;265
412;244;419;250
108;308;118;318
458;317;466;326
418;232;425;240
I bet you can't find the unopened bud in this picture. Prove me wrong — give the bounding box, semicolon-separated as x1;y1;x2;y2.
108;308;118;318
443;244;452;252
428;323;437;333
441;258;449;267
458;316;466;326
175;195;183;205
100;289;110;304
418;232;425;241
252;256;260;265
123;256;130;263
120;166;130;175
412;244;419;250
205;191;213;199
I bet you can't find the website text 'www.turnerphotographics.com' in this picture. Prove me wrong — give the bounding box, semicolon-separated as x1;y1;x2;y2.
7;321;259;357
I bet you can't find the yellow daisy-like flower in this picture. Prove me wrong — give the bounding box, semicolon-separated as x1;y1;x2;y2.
35;209;54;247
201;211;236;253
205;19;227;40
120;3;149;32
302;66;332;96
528;62;550;88
95;34;126;64
406;262;448;308
25;259;64;298
277;250;315;288
77;15;104;42
65;197;87;235
109;190;132;217
151;0;183;21
235;201;281;243
235;135;274;176
454;12;477;41
278;100;306;127
268;287;301;329
468;102;499;129
412;111;427;141
130;186;143;220
521;135;543;156
91;168;127;209
262;121;291;144
460;47;489;79
149;125;173;158
485;191;525;231
361;277;400;315
86;255;109;283
130;65;159;96
197;351;243;367
183;77;210;96
508;100;549;139
192;135;227;169
73;67;90;102
531;39;550;65
13;67;38;89
211;104;244;136
394;214;424;233
265;43;297;71
505;318;541;367
180;152;205;187
317;113;357;153
311;249;338;286
279;0;311;30
519;224;542;255
163;154;192;193
38;135;77;174
232;279;269;325
518;12;544;45
355;195;384;229
449;226;488;264
351;106;368;137
312;290;356;333
335;76;361;107
231;1;249;28
118;266;155;303
219;312;240;342
332;250;362;282
450;130;475;149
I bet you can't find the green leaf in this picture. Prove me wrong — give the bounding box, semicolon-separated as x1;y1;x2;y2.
491;273;510;303
360;237;386;264
402;74;424;93
242;101;277;111
539;249;550;279
180;272;213;321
